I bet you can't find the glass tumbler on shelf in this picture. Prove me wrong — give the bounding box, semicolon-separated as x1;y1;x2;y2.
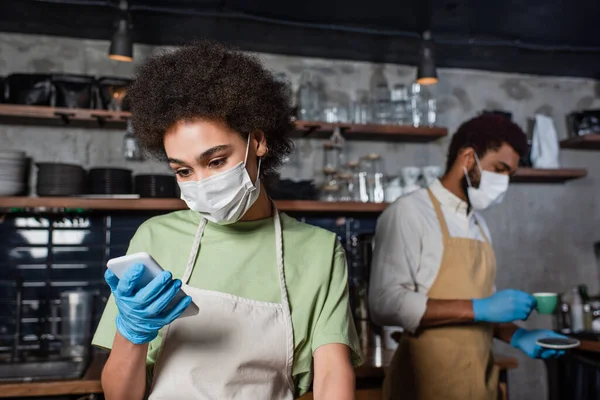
426;98;437;126
323;101;350;123
410;83;423;127
372;83;392;125
323;91;351;123
391;84;410;125
351;90;371;125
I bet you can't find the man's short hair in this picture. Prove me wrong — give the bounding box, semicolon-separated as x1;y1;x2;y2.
445;114;529;172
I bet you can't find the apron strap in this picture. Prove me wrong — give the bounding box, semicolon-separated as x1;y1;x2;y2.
426;188;491;245
272;206;295;393
426;188;450;243
472;214;491;244
182;217;207;284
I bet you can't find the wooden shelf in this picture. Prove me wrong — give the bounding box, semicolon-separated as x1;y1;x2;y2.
560;134;600;150
0;105;447;142
0;379;102;398
512;168;587;183
0;104;130;129
0;197;388;214
294;120;447;142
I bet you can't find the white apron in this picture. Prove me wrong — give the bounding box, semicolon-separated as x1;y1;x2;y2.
149;209;295;400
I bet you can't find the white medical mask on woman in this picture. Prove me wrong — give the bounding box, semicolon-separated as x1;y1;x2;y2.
178;136;261;225
463;153;509;211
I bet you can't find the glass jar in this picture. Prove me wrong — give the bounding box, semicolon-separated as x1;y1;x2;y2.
123;119;143;161
346;161;361;202
337;173;353;202
321;178;340;202
323;142;340;176
297;69;323;121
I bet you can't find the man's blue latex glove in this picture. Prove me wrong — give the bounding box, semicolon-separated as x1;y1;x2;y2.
105;263;192;345
472;289;537;323
511;328;567;359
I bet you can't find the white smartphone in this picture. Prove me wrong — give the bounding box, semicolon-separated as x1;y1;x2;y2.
106;252;198;318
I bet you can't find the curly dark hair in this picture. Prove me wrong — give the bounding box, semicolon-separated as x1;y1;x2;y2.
127;40;294;182
445;114;529;172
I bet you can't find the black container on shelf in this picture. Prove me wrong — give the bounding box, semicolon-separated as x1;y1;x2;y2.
134;174;177;198
269;179;318;200
0;76;5;103
96;77;131;111
36;163;87;197
89;168;132;195
5;74;53;106
51;74;96;109
566;109;600;138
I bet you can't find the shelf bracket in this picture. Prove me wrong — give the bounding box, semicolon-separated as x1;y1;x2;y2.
301;124;321;138
91;114;107;127
53;111;75;125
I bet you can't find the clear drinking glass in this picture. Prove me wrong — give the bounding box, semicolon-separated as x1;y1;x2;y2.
372;83;392;125
351;90;371;124
391;84;410;125
410;83;423;127
323;101;350;123
426;98;437;126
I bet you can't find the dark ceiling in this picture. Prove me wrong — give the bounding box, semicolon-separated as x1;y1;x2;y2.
1;0;599;78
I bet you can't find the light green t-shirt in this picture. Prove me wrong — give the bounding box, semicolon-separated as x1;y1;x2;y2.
92;210;362;397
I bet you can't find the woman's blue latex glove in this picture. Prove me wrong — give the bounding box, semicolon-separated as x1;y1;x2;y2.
472;289;537;323
511;328;567;359
105;263;192;345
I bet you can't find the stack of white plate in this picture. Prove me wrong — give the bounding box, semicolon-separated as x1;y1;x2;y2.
0;150;28;196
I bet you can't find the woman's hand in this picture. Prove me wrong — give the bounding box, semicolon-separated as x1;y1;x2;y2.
105;264;192;344
313;343;355;400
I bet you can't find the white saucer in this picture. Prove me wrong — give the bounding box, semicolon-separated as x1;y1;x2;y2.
536;338;581;350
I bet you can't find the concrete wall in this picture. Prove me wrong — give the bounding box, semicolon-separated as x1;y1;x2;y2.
1;32;599;399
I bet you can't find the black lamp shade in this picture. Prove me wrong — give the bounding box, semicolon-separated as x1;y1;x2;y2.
109;19;133;62
417;39;438;85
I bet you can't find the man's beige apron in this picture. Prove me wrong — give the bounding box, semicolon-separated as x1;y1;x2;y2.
383;188;498;400
149;209;295;400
